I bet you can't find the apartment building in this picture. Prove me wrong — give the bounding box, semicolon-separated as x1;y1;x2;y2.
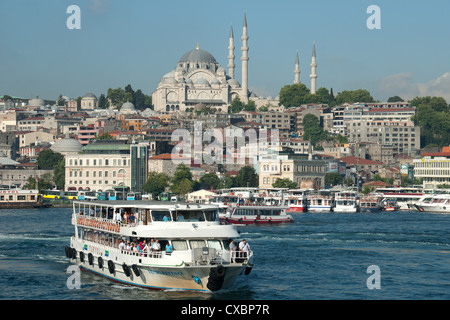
65;140;149;192
414;146;450;188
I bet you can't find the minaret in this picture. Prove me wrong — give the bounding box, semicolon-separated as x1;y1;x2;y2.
228;23;235;79
294;50;300;84
241;12;249;102
310;41;317;94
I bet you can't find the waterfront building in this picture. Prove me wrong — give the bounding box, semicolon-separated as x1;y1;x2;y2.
64;140;149;192
258;151;327;189
414;146;450;188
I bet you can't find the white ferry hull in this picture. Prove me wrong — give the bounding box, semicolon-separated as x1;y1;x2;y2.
333;206;358;213
308;206;332;213
68;239;249;292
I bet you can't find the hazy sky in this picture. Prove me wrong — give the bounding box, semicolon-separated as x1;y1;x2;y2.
1;0;450;102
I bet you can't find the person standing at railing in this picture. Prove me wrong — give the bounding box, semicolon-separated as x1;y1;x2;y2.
229;239;236;263
165;242;173;255
114;210;122;225
239;239;251;257
152;239;161;257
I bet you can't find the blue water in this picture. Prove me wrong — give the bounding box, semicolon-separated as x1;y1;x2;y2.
0;207;449;300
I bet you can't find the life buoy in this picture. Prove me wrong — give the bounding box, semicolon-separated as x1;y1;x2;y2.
107;260;114;274
88;253;94;265
122;263;131;277
131;264;140;277
98;256;104;269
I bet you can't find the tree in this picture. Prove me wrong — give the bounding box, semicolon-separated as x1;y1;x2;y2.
272;178;297;189
56;95;66;106
325;172;343;186
230;96;244;113
235;166;258;187
199;174;221;190
143;172;170;198
134;89;146;110
53;158;65;190
302;113;328;146
24;176;37;190
107;87;126;108
171;164;193;194
335;89;375;104
38;173;54;192
95;132;114;140
279;83;311;107
387;96;404;102
98;94;107;108
37;149;64;169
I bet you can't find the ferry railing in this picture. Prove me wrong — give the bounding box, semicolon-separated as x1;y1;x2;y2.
231;250;251;263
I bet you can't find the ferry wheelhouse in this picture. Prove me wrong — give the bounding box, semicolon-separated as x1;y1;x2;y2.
333;191;359;213
307;190;333;213
66;200;254;292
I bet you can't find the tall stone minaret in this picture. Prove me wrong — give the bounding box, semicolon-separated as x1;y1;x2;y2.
228;23;235;79
310;41;317;94
241;12;249;102
294;50;300;84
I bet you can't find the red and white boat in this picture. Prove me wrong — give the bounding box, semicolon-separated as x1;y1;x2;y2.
283;189;308;213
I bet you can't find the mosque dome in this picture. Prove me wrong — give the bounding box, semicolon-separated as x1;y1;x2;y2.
51;136;83;154
179;48;217;64
228;79;240;87
28;96;45;107
195;78;210;86
120;101;136;113
211;78;221;85
83;92;97;99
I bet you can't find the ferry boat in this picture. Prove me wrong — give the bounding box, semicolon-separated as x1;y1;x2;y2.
283;189;308;213
219;205;294;225
412;194;450;213
66;200;254;292
307;190;333;213
359;194;381;213
0;189;51;209
379;198;400;212
333;191;359;213
374;187;423;211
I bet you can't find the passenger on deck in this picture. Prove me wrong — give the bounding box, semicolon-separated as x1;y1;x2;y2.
152;239;161;256
163;214;170;222
165;242;173;255
177;213;184;221
114;211;122;224
229;239;236;263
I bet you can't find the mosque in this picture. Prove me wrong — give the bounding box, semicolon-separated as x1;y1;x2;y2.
151;13;318;114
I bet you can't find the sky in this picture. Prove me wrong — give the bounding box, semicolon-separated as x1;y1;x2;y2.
1;0;450;102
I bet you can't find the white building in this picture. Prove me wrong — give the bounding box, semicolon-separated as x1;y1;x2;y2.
414;147;450;188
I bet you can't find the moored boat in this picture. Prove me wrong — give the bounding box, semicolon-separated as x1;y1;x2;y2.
359;194;382;213
67;200;254;292
220;205;294;225
333;191;359;213
412;194;450;213
307;190;333;213
0;189;51;209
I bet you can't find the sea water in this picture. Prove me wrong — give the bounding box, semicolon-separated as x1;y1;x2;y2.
0;207;449;300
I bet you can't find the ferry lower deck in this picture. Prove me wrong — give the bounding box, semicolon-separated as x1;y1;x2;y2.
67;200;254;292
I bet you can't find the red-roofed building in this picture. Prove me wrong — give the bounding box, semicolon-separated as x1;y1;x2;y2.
339;156;384;172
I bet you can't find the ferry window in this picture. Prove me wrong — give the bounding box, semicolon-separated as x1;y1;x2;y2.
207;240;222;251
189;240;206;249
172;240;188;251
204;210;218;221
151;211;169;221
221;240;230;250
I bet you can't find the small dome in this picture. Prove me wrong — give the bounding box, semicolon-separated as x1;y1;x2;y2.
195;78;210;86
164;77;178;85
228;79;240;87
120;101;135;112
83;92;97;99
185;78;194;84
28;96;45;107
51;137;83;154
211;78;221;85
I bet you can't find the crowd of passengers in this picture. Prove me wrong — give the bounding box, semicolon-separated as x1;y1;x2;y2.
77;207;192;226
